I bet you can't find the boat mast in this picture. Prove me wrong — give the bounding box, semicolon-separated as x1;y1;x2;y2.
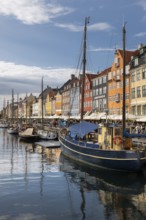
122;23;126;136
26;93;27;124
81;17;89;121
41;76;44;128
12;89;14;124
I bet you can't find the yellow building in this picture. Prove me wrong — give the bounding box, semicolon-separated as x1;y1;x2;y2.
54;91;62;115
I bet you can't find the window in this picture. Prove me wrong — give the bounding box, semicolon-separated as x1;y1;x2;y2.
92;80;95;87
103;86;106;94
99;77;102;84
93;89;96;96
134;58;138;66
114;57;120;67
142;105;146;115
137;86;141;98
98;127;102;134
137;105;141;115
99;88;102;95
125;79;129;86
142;68;146;79
131;88;135;99
142;85;146;97
103;76;106;83
96;79;98;85
137;71;141;81
126;93;129;100
117;82;120;88
108;72;112;80
131;72;135;82
132;106;136;115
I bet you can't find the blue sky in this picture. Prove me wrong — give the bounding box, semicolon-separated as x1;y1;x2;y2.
0;0;146;109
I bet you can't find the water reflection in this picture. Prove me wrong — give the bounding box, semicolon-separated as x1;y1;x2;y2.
0;128;146;219
60;153;146;219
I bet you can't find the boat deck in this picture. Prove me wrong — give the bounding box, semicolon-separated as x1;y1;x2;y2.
132;138;146;146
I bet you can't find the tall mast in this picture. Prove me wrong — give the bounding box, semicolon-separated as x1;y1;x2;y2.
41;76;44;127
12;89;14;124
17;93;19;123
81;17;89;121
26;93;27;124
122;23;126;136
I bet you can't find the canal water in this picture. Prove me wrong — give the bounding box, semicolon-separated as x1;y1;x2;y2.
0;128;146;220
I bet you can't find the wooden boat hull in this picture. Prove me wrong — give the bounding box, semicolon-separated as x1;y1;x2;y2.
0;123;9;128
59;135;146;172
19;127;39;141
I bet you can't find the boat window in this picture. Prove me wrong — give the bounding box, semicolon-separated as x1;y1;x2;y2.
107;128;111;135
115;128;122;136
98;127;102;134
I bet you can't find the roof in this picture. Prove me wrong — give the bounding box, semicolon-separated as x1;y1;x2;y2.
118;49;138;64
68;121;98;138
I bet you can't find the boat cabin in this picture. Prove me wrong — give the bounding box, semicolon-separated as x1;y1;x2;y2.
98;124;132;150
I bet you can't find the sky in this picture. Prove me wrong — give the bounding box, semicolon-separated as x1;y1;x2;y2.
0;0;146;109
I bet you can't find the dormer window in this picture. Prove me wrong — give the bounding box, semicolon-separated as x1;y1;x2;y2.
114;57;120;67
140;48;144;55
134;58;138;66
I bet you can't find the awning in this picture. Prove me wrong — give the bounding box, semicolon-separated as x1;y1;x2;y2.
68;121;98;138
84;112;106;120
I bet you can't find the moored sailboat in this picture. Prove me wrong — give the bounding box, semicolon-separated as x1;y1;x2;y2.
37;76;58;140
7;89;18;134
59;18;146;172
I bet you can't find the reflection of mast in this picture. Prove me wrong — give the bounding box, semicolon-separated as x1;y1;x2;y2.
40;146;44;196
41;76;44;128
80;185;86;220
10;137;14;174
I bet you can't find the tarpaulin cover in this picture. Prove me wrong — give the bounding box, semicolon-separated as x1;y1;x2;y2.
68;121;98;138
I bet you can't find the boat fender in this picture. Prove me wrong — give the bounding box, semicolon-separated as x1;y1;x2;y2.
113;136;122;145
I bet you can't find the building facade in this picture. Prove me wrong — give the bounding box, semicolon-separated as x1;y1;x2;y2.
108;49;137;115
130;44;146;118
92;68;110;113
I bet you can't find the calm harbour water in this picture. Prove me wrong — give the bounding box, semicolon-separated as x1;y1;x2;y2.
0;128;146;220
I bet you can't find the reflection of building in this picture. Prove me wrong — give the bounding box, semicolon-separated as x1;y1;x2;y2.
35;146;61;164
131;193;146;217
45;148;61;163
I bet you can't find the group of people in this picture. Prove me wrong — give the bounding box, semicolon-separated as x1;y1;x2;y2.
132;124;146;134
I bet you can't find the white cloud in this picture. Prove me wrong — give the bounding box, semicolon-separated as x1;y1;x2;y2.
0;0;74;25
0;61;77;93
89;47;115;52
55;22;113;32
137;0;146;10
135;32;146;37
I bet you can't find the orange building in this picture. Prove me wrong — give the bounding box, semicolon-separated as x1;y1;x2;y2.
108;49;137;115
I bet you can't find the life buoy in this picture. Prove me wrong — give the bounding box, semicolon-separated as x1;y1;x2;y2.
113;136;122;145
